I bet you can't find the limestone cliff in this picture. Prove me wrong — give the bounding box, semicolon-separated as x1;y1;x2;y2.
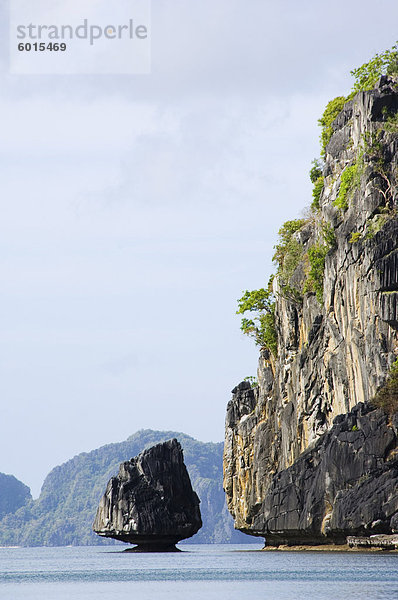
224;77;398;545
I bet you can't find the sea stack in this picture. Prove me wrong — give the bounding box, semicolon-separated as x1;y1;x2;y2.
93;439;202;551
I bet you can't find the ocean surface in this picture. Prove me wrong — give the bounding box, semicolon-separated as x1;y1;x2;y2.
0;544;397;600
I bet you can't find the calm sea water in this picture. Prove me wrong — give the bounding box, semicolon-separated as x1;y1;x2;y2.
0;544;397;600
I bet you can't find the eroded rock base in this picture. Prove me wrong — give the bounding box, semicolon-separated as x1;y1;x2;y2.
124;544;181;553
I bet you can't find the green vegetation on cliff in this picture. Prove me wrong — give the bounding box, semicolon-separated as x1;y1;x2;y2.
373;359;398;414
303;243;329;303
350;44;398;94
237;285;277;355
310;159;324;210
334;163;360;211
272;219;306;277
311;175;324;210
319;96;347;158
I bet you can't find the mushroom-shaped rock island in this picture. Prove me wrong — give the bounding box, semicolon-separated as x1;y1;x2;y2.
93;438;202;551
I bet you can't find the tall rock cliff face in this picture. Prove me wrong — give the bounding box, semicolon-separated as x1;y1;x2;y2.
224;78;398;544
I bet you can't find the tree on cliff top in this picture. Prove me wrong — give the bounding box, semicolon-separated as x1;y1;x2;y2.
350;43;398;94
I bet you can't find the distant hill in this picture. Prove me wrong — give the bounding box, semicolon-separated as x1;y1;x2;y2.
0;430;255;546
0;473;31;519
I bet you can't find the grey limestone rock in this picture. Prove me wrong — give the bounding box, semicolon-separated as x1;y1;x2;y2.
258;403;397;544
93;439;202;551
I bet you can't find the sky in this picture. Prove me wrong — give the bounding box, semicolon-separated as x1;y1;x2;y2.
1;0;398;498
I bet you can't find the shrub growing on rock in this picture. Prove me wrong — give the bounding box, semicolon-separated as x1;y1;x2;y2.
237;287;277;356
372;359;398;414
